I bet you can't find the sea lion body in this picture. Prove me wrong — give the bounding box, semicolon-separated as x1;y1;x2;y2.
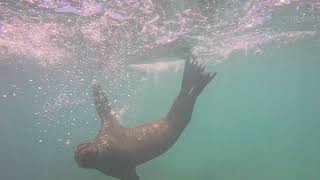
75;58;216;180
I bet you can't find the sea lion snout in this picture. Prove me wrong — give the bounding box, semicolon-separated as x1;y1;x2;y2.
75;143;99;169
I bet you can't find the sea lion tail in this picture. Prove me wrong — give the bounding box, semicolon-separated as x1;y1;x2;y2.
181;57;217;98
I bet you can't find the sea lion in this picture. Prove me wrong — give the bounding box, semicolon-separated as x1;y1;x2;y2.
74;57;217;180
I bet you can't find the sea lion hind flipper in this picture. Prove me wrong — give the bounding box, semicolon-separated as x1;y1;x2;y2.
166;58;216;130
191;71;217;98
181;57;216;97
91;80;112;120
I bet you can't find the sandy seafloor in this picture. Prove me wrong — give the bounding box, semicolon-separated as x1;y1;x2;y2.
1;41;319;180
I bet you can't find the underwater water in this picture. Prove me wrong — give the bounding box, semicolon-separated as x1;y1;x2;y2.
1;0;320;180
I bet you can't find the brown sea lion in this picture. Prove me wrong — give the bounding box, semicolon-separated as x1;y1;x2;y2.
74;57;217;180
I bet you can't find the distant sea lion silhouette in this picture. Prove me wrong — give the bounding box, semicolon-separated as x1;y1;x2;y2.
74;57;217;180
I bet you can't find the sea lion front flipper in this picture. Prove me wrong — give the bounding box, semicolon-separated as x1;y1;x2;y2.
91;80;121;129
91;80;112;120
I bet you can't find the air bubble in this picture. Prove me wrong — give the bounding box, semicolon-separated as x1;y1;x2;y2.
65;140;71;145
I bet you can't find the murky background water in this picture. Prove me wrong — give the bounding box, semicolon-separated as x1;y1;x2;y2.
0;0;319;179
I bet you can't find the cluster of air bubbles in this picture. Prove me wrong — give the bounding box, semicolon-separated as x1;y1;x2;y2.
29;55;140;149
33;94;94;147
0;77;47;101
1;84;18;98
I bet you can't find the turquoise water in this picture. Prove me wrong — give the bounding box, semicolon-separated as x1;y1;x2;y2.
1;0;320;180
1;41;319;180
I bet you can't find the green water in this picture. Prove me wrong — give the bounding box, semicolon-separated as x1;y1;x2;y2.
1;41;320;180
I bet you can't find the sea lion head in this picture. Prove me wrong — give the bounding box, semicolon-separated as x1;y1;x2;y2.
74;142;99;169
